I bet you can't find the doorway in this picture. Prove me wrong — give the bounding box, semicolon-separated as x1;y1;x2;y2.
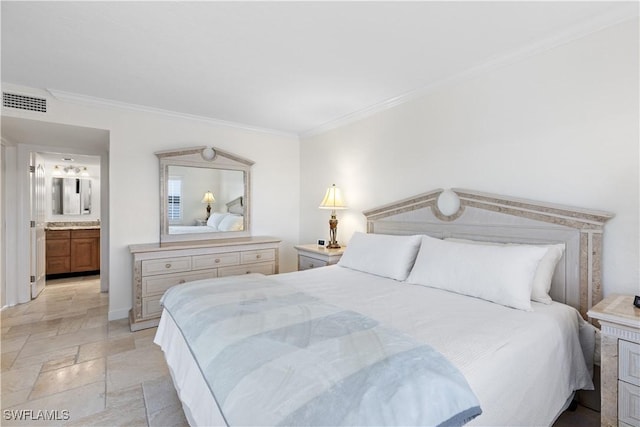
37;151;102;295
1;116;109;308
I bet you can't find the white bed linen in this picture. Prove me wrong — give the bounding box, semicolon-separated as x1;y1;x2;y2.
155;265;593;427
168;225;218;234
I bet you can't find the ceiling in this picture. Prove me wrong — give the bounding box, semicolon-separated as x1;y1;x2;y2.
2;2;637;136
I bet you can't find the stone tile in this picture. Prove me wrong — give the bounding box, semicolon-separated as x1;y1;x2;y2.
1;312;45;328
1;335;29;353
107;319;132;338
12;346;78;370
142;375;188;427
1;304;30;319
5;318;62;338
56;314;89;335
65;394;147;427
30;358;106;400
0;388;31;409
1;350;19;371
81;313;109;329
77;336;135;363
41;354;77;372
20;325;107;357
1;364;42;394
107;346;168;392
2;381;106;427
105;384;144;409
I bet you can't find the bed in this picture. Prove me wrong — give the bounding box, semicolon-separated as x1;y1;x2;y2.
168;197;245;234
155;188;614;426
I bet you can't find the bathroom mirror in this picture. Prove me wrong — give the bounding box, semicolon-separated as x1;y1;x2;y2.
52;177;92;215
157;146;253;243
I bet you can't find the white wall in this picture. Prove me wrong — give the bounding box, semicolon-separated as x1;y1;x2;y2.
300;18;639;297
1;85;300;319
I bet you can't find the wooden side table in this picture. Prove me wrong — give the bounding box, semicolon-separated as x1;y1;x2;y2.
587;294;640;427
294;244;346;271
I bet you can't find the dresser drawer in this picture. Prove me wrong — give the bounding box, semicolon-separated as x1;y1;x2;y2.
298;255;328;271
618;380;640;427
192;252;240;270
142;269;218;297
241;249;275;264
218;262;275;278
142;295;163;318
620;339;640;386
142;257;191;276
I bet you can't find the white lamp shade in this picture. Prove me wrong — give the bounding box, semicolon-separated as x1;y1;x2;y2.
201;191;216;204
319;184;347;209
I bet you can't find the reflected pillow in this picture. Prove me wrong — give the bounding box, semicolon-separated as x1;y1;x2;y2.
218;214;244;231
445;238;565;304
207;212;228;229
407;235;547;311
337;232;422;281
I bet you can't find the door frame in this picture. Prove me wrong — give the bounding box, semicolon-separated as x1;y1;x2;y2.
10;143;109;305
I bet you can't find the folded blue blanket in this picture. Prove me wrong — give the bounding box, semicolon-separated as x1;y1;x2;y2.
161;274;481;426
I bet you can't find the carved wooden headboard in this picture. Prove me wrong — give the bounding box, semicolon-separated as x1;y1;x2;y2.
363;188;614;318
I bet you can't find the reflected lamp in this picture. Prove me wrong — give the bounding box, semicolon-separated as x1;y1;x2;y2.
201;191;216;219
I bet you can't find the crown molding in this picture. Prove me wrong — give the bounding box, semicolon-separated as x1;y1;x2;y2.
46;89;298;139
300;8;639;139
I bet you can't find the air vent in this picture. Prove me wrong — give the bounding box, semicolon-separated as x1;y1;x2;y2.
2;92;47;113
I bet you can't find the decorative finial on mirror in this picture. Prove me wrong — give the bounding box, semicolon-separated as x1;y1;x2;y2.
201;146;216;161
437;189;461;216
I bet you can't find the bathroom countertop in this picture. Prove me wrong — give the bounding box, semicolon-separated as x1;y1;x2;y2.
46;221;100;231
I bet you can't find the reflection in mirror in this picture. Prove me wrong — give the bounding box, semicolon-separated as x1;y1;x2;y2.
157;146;253;243
167;166;245;234
52;178;92;215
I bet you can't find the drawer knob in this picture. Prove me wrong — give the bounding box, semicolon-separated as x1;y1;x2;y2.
215;259;220;263
246;271;251;274
310;264;314;268
165;263;172;268
179;279;186;284
256;254;261;259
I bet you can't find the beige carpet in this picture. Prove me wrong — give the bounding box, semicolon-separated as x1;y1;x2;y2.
142;376;189;427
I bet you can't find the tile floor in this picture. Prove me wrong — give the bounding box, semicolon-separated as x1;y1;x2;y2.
1;275;600;427
1;276;177;426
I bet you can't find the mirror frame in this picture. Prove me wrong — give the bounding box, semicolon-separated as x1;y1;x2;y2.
157;146;254;244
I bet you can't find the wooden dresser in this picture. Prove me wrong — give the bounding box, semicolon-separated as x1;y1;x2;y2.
46;228;100;276
129;236;281;331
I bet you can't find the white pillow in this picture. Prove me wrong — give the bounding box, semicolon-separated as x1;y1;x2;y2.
337;232;422;281
406;235;547;311
207;212;228;229
445;238;565;304
218;214;244;231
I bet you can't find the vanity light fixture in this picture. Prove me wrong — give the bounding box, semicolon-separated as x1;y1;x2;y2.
319;184;347;248
201;191;216;219
80;167;90;177
52;165;62;176
63;166;81;176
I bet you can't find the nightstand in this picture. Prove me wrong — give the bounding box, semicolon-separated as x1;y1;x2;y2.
294;244;346;271
588;295;640;427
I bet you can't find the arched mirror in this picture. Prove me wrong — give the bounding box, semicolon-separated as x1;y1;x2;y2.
157;146;253;243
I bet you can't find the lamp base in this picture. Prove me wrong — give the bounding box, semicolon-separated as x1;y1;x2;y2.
326;242;341;249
